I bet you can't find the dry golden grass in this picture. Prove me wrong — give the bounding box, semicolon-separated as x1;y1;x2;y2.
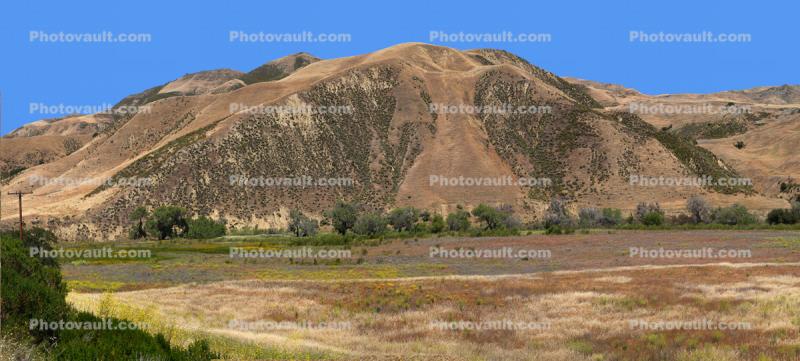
67;262;800;360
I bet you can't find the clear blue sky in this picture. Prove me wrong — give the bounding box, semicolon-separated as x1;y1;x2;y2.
1;0;797;134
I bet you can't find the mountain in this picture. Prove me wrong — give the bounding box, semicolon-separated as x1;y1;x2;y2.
1;43;795;240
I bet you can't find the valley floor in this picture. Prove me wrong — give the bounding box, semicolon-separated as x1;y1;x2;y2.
64;230;800;360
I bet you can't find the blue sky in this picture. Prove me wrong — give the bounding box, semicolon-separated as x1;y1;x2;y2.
1;0;797;134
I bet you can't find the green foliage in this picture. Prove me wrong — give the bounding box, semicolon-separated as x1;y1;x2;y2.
128;206;148;239
712;204;757;225
353;212;388;236
641;211;665;226
430;214;446;233
288;209;319;237
1;229;67;342
0;228;218;360
326;200;359;235
145;206;188;240
766;205;800;225
186;216;227;239
471;204;519;230
387;207;419;232
446;206;471;231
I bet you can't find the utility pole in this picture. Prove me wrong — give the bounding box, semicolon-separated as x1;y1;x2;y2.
7;191;32;241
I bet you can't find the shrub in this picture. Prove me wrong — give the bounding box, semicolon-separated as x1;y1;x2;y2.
430;214;445;233
145;205;188;240
446;206;471;231
287;209;319;237
635;202;663;224
600;208;623;226
387;207;419;232
712;204;757;225
544;198;574;227
472;204;507;230
766;204;800;225
186;216;226;239
353;212;388;236
734;140;745;149
0;229;218;360
578;208;601;228
1;229;67;342
325;200;358;235
686;195;712;224
641;211;665;226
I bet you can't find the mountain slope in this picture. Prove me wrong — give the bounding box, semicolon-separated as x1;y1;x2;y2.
1;43;791;240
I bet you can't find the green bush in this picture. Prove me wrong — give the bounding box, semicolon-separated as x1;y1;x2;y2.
641;211;665;226
288;209;319;237
325;200;358;235
1;228;218;360
387;207;419;232
186;216;227;239
353;212;388;236
766;206;800;225
713;204;757;225
145;205;188;240
446;206;471;231
430;214;446;233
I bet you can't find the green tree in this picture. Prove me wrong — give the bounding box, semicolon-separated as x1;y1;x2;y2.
446;206;471;231
353;212;387;236
186;216;226;239
145;205;188;240
387;207;419;232
325;200;358;235
288;209;319;237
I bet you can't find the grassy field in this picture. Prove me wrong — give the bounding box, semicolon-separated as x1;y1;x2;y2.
62;230;800;360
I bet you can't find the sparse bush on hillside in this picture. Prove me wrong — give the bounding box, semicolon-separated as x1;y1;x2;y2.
712;204;757;225
186;216;227;239
446;205;471;231
325;200;359;235
353;212;388;236
288;209;319;237
387;207;419;232
734;140;745;149
686;195;712;224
